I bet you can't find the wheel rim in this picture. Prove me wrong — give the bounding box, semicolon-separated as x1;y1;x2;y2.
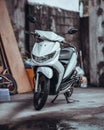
7;83;15;91
2;74;17;95
4;77;15;92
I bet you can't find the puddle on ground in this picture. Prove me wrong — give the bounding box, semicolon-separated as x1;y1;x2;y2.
0;118;103;130
56;120;103;130
95;113;104;118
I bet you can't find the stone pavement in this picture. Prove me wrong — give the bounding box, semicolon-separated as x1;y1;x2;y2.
0;87;104;124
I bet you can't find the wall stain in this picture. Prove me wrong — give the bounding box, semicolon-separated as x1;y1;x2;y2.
98;36;104;43
96;7;103;16
96;0;101;5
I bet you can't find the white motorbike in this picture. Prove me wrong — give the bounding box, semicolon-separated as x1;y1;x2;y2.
26;16;80;110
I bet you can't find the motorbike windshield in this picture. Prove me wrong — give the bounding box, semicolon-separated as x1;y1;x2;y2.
35;30;64;42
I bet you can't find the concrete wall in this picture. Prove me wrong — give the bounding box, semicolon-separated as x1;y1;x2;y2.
6;1;80;57
26;4;80;53
89;0;104;86
6;0;26;55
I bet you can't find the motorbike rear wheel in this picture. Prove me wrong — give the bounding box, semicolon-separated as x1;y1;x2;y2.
33;74;49;110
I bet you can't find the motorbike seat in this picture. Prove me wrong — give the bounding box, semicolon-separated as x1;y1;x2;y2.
59;47;75;67
59;47;75;60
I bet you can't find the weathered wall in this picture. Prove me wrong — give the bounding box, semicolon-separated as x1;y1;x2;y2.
25;4;80;53
89;0;104;86
5;1;80;60
6;0;26;55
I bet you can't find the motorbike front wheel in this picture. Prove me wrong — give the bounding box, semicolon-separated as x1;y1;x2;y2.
33;74;49;110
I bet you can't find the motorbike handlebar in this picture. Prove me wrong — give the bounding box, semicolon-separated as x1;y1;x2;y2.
25;31;74;48
25;31;63;42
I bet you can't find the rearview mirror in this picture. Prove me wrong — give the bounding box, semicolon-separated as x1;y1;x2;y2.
67;28;78;34
27;16;36;23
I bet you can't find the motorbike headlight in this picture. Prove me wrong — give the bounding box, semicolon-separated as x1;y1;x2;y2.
32;51;56;63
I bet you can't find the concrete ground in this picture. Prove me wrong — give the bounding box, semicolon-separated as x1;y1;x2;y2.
0;87;104;128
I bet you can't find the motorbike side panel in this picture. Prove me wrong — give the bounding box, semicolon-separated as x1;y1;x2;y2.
63;52;77;79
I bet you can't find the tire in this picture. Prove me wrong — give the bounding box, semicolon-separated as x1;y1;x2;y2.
4;74;17;95
33;74;49;110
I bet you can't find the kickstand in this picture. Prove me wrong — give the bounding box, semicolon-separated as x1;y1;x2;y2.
64;93;71;103
64;94;69;103
64;93;74;103
51;94;59;103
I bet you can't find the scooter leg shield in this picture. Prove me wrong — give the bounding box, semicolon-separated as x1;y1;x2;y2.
37;67;53;79
34;67;53;92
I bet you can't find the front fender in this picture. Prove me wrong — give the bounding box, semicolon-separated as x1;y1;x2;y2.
37;67;53;79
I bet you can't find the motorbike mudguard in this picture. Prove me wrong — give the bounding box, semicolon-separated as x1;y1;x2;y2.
37;67;53;79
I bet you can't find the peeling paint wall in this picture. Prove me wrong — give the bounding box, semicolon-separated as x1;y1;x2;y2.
5;1;79;58
6;0;26;55
26;4;80;52
89;0;104;86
